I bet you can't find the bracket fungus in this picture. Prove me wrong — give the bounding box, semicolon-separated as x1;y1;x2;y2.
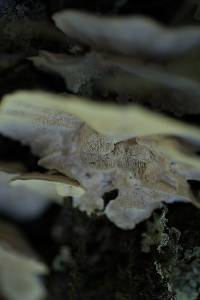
29;10;200;115
0;221;47;300
0;91;199;229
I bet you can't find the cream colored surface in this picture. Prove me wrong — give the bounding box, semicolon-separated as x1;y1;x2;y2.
0;91;199;229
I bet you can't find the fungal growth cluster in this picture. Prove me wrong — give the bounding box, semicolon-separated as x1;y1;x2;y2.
1;5;200;300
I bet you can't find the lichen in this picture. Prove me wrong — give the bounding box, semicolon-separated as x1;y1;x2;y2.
142;206;200;300
142;206;170;253
171;247;200;300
